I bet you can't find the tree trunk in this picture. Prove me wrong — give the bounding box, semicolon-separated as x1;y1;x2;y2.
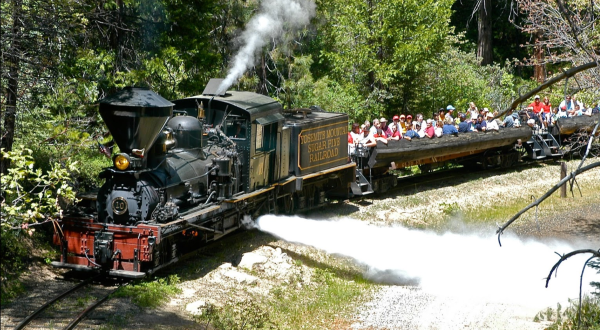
477;0;493;65
1;0;22;175
533;32;546;82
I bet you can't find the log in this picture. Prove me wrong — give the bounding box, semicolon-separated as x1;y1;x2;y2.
373;127;532;168
556;114;600;135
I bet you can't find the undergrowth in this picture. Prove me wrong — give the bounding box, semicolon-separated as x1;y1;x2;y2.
534;295;600;329
112;275;182;308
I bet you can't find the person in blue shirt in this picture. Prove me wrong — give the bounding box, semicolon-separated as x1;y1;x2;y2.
403;123;420;141
457;113;470;133
442;117;458;135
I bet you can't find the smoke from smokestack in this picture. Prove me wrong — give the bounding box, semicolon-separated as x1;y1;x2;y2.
257;215;597;309
216;0;316;95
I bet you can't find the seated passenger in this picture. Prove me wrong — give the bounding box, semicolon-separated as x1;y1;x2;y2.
359;124;377;147
457;113;470;133
424;119;435;138
475;114;487;131
442;117;458;135
370;118;380;135
504;112;518;128
416;123;426;138
348;123;362;155
435;120;444;137
592;101;600;114
403;123;420;141
438;108;446;122
399;115;407;134
391;115;401;133
445;105;455;122
526;118;540;132
468;102;479;120
373;124;388;144
486;113;499;131
389;123;402;140
380;117;393;138
557;105;568;118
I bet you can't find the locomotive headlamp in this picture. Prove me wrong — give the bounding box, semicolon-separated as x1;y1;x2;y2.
114;154;131;170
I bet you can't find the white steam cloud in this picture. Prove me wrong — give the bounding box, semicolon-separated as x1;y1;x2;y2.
257;215;598;309
216;0;316;94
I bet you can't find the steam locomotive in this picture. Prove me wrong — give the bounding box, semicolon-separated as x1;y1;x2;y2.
52;79;598;278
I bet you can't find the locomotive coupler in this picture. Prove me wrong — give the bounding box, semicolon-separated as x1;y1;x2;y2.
94;231;115;267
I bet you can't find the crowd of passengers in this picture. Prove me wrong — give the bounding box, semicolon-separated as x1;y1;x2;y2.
348;95;600;149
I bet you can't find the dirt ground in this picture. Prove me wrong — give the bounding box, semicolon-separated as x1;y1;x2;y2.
2;159;599;330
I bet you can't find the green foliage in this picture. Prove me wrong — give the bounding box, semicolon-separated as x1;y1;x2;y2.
0;230;28;306
112;275;181;308
534;296;600;330
199;300;275;330
1;147;79;228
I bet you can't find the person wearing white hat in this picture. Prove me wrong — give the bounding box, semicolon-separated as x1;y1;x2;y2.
527;95;543;115
486;112;499;131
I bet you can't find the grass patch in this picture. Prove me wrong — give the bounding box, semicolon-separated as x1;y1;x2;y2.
196;267;372;330
112;275;181;308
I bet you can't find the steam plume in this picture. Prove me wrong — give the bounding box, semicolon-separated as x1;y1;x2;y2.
257;215;598;308
216;0;316;94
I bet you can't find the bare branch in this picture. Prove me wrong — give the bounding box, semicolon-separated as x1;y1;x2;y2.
496;161;600;244
545;249;600;288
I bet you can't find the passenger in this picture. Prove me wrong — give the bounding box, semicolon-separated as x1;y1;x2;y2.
442;117;459;135
370;118;380;135
364;120;371;133
399;115;407;134
359;124;377;147
438;108;446;122
406;115;413;128
486;113;499;131
403;123;420;141
592;101;600;114
457;113;470;133
526;107;543;128
389;123;402;140
373;123;388;144
468;102;479;120
475;114;487;132
527;95;544;116
445;105;455;122
380;117;393;138
469;116;478;131
415;113;424;130
415;123;426;138
501;110;517;128
432;112;440;126
391;115;402;134
559;95;575;111
526;118;540;132
424;119;435;138
348;123;362;155
541;97;552;127
481;108;490;119
569;104;584;117
572;95;585;109
557;105;568;118
435;120;444;137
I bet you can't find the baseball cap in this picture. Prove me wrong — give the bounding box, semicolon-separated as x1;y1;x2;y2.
446;105;455;110
393;115;399;120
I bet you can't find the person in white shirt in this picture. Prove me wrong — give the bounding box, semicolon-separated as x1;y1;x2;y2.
485;113;499;131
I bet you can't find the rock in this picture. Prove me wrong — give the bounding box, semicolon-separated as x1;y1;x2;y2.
238;252;268;270
186;300;206;315
223;270;259;285
218;262;233;270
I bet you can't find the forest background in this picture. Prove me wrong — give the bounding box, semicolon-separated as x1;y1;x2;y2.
1;0;599;302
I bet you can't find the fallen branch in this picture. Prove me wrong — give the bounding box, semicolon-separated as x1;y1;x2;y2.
496;161;600;245
495;61;598;119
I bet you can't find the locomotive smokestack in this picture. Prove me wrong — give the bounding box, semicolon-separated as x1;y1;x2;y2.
216;0;316;94
99;88;173;156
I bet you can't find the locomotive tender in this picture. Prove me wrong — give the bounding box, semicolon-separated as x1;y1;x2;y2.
53;79;593;278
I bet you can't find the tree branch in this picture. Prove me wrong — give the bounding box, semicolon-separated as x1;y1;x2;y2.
496;61;598;119
496;161;600;245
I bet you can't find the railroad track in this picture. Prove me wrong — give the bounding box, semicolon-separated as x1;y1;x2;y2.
12;275;127;330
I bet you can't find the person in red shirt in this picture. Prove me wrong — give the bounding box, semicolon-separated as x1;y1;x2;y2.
424;119;435;138
540;96;552;128
527;95;544;114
